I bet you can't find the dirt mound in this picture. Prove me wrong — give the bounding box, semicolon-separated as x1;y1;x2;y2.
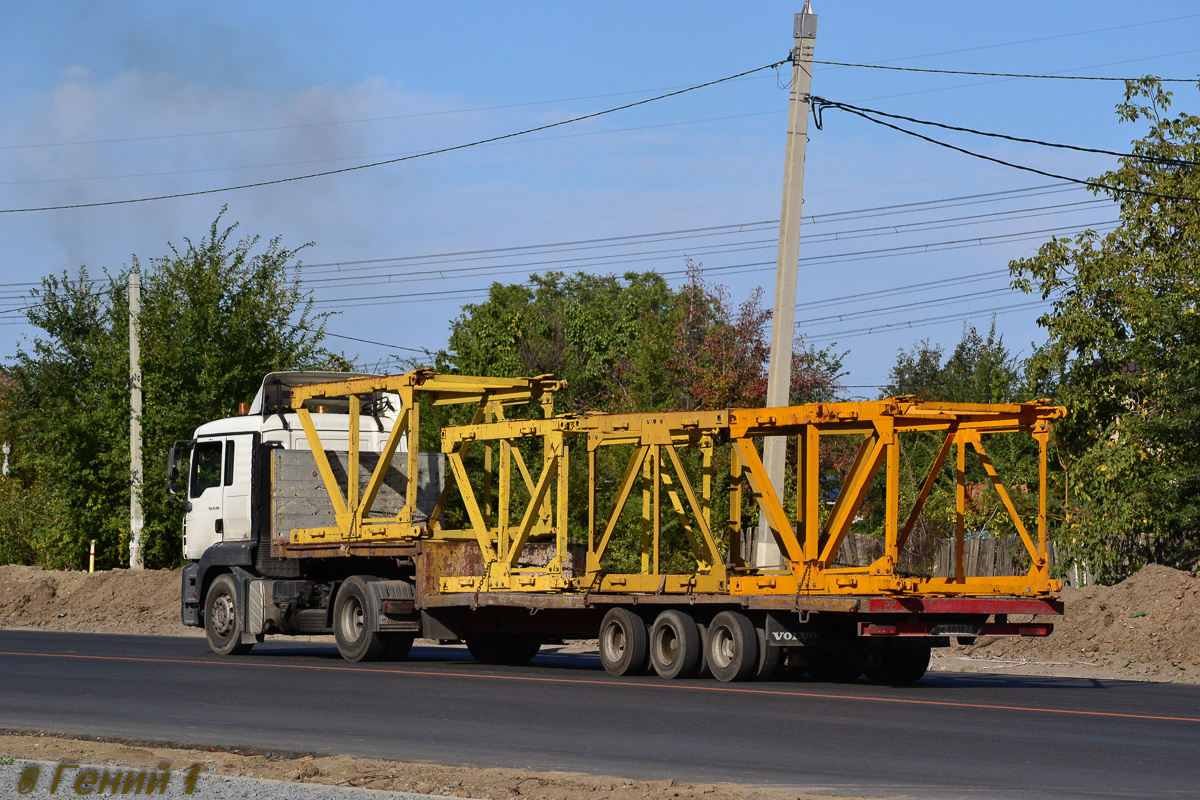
0;565;196;636
954;563;1200;681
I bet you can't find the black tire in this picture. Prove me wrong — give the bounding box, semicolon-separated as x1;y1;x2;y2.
753;624;780;681
649;609;703;679
598;607;650;676
205;574;253;656
383;633;416;661
706;611;758;682
694;620;711;678
465;633;542;665
865;646;931;685
333;576;387;662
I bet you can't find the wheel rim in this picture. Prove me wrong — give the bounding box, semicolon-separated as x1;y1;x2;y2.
710;625;734;669
340;596;365;643
654;625;679;667
602;621;626;662
210;593;234;637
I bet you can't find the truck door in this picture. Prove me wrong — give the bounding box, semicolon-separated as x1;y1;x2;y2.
220;434;255;541
185;439;225;558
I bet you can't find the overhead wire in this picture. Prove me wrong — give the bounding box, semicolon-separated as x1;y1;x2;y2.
297;202;1111;289
308;220;1117;311
806;298;1050;343
0;58;790;214
798;286;1016;326
814;60;1199;82
811;98;1200;168
297;192;1100;282
811;98;1200;203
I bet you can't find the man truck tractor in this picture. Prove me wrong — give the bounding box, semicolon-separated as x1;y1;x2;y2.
175;369;1064;682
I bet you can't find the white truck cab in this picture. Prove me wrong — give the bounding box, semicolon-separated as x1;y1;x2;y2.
171;371;406;560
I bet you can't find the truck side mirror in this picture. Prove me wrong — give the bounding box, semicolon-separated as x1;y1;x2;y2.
166;440;194;511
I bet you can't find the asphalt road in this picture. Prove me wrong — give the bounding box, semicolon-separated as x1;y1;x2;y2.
1;630;1198;800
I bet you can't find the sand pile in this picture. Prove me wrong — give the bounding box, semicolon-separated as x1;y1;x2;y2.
0;564;194;636
957;563;1200;681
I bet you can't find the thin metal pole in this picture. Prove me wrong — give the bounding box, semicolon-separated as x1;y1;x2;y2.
757;3;817;569
129;271;144;569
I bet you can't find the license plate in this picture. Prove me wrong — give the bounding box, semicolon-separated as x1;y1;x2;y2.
930;623;982;636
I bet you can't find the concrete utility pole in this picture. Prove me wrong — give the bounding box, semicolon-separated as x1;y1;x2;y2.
129;270;144;569
756;2;817;569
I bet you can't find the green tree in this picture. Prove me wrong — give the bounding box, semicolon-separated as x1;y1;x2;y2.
0;211;337;569
436;263;844;573
1010;78;1200;581
875;322;1036;569
885;321;1020;403
439;269;678;414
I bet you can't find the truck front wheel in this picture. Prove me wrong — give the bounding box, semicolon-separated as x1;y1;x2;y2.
333;577;387;662
205;574;253;656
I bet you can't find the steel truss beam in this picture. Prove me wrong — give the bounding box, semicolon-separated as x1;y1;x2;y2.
282;371;1066;600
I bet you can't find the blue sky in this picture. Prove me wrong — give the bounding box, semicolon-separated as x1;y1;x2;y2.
2;2;1198;394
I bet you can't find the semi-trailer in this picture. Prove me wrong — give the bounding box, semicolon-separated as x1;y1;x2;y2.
176;369;1064;683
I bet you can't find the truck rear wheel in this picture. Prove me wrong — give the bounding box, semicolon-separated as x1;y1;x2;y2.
707;611;757;682
205;574;253;656
864;646;931;685
649;609;702;679
599;607;649;676
333;577;387;662
753;624;780;681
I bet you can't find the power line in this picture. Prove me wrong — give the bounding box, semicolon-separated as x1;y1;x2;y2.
0;108;785;191
812;99;1200;204
814;60;1199;82
298;192;1099;283
796;268;1007;310
301;183;1081;271
0;58;789;214
0;83;734;152
807;299;1050;343
797;286;1015;326
0;189;1093;300
324;331;426;353
812;98;1200;168
308;220;1116;311
834;13;1200;67
297;201;1109;289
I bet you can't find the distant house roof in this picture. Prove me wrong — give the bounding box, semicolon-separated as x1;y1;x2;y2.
0;372;14;390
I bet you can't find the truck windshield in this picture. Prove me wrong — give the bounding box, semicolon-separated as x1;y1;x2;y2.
190;441;223;498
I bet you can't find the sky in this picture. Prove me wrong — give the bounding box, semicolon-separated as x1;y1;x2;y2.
1;2;1197;396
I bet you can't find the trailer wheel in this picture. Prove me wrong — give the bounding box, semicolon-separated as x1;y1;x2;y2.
333;577;387;662
706;611;758;682
865;646;931;685
753;624;780;681
694;620;711;678
599;607;650;676
465;633;541;665
383;633;416;661
649;610;702;679
205;574;253;656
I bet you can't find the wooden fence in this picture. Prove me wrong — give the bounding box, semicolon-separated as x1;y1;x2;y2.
834;532;1060;578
